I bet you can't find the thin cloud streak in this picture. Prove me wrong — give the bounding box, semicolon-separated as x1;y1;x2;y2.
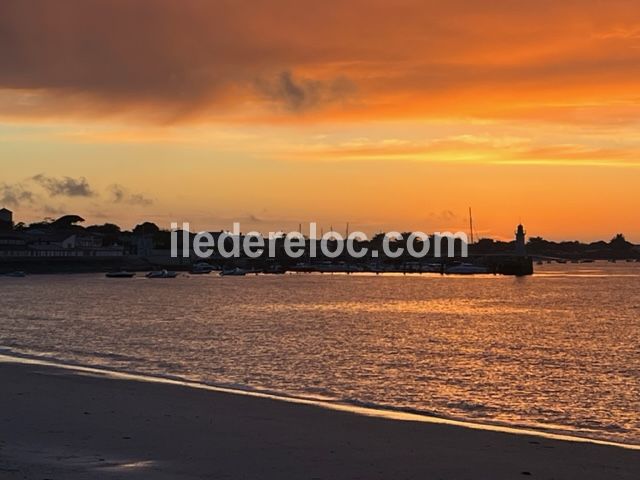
286;136;640;167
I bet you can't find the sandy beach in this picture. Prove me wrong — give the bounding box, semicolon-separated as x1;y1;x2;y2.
0;358;637;479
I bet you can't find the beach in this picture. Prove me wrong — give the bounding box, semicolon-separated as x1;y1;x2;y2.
1;358;638;479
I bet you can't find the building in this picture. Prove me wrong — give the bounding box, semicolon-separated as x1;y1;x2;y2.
0;208;13;230
515;224;526;256
0;231;124;259
0;233;28;257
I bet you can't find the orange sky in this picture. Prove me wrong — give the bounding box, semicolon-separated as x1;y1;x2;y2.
1;0;639;241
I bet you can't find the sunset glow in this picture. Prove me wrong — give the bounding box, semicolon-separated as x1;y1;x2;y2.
1;0;639;240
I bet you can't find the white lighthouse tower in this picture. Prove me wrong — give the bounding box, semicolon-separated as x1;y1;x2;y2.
515;224;526;256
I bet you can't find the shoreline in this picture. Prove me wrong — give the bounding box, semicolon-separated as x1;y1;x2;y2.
2;356;639;479
1;352;638;452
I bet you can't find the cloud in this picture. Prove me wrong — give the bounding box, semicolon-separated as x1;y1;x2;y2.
108;184;153;206
289;135;640;167
32;174;95;197
109;184;125;203
1;0;639;125
0;183;34;207
256;71;356;112
128;194;153;206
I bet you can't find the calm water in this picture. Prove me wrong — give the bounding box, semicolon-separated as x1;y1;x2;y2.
1;263;639;445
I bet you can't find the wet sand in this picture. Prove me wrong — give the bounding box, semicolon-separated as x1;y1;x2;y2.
0;359;638;479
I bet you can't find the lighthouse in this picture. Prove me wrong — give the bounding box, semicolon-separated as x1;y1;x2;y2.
515;224;526;256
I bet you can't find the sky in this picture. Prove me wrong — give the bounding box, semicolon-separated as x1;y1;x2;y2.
1;0;639;241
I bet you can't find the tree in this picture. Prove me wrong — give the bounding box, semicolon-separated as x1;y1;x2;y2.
133;222;160;236
86;223;122;235
27;218;53;230
51;215;85;230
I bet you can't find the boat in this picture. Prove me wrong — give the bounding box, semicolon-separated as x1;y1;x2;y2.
445;263;489;274
146;270;178;279
105;271;136;278
536;260;544;266
219;267;248;277
2;271;26;278
190;262;215;274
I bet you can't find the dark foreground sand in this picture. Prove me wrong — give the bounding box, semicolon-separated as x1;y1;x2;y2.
0;360;638;479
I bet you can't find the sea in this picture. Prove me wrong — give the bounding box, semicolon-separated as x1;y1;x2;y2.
1;262;638;446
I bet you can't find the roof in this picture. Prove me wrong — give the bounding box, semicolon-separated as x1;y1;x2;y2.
0;207;12;213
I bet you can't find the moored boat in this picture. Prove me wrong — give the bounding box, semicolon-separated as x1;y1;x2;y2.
146;270;178;279
219;267;248;277
106;271;136;278
190;262;215;274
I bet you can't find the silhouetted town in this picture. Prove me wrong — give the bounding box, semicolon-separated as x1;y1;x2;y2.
1;207;638;276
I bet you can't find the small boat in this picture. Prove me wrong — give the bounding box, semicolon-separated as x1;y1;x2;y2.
146;270;178;279
106;271;136;278
445;263;488;275
190;262;215;274
219;267;247;277
2;271;26;278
